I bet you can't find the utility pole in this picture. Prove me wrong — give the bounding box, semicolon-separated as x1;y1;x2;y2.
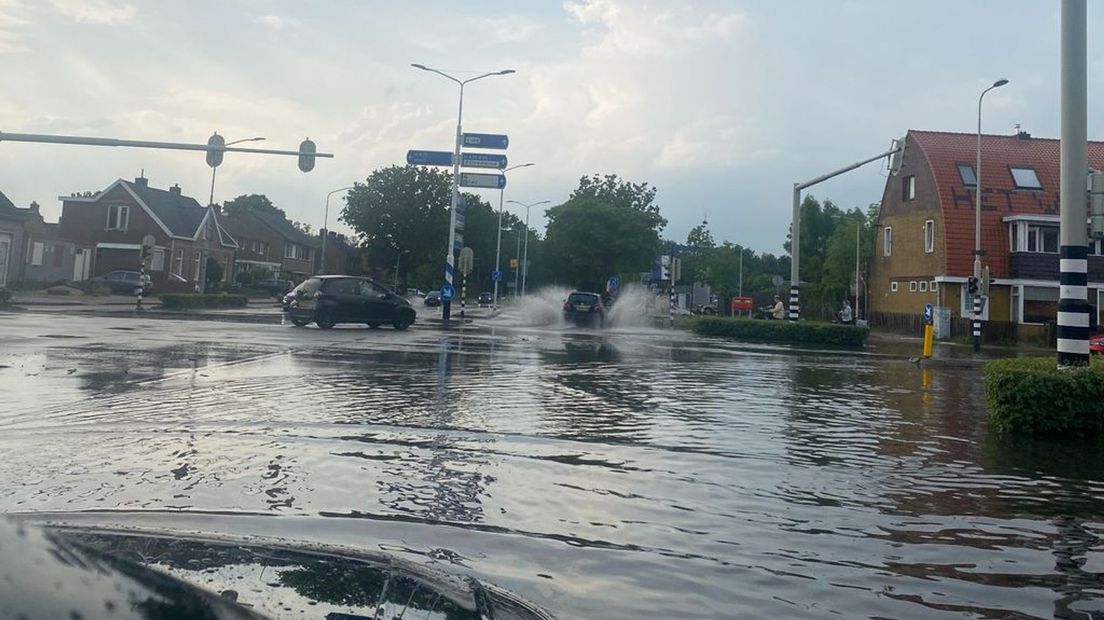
1058;0;1091;366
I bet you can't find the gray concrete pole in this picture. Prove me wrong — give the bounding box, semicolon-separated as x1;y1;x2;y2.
1058;0;1091;366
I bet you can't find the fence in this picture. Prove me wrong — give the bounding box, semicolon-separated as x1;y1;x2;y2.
868;311;1018;344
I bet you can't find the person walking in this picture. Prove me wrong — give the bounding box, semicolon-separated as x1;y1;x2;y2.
838;299;853;325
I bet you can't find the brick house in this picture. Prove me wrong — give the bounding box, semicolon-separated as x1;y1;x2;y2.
869;129;1104;328
58;176;238;291
316;229;360;275
0;193;83;287
221;207;316;282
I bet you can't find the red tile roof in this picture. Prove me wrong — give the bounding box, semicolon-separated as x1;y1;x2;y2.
909;129;1104;278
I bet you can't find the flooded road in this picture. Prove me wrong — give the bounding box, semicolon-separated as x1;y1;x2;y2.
2;310;1104;618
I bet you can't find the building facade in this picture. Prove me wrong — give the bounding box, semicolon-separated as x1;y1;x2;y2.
221;207;316;281
869;129;1104;328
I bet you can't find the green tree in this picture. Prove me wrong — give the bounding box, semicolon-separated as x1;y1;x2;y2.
680;220;716;284
222;194;284;219
545;174;666;290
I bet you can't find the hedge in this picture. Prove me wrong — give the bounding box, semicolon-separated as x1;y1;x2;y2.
984;356;1104;436
684;317;869;347
0;287;11;306
158;293;248;310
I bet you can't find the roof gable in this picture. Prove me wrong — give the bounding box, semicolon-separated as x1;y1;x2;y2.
236;207;314;246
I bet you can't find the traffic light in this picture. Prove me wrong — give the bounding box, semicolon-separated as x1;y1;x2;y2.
967;276;979;295
298;138;316;173
141;245;152;261
206;133;225;168
981;266;991;296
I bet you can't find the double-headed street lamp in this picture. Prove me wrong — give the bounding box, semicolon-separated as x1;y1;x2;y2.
208;136;265;206
973;78;1009;352
494;162;534;309
320;186;354;274
411;63;515;320
507;199;550;297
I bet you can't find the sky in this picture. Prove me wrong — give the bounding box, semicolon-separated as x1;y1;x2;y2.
3;0;1104;254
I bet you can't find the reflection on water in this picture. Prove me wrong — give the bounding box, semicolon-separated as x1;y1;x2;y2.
4;328;1104;618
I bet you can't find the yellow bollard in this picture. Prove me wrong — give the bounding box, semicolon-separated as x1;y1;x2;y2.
922;324;934;359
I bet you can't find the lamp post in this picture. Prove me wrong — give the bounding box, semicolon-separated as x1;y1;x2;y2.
513;225;523;298
411;63;515;320
494;163;534;310
507;200;550;297
208;136;265;207
974;78;1009;352
321;186;354;275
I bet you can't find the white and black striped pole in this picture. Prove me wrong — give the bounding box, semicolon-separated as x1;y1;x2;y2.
972;282;981;352
460;274;467;319
789;184;801;321
1058;0;1091;367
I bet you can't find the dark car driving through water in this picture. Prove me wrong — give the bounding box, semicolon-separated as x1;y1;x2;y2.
284;275;416;330
562;291;606;327
424;290;442;307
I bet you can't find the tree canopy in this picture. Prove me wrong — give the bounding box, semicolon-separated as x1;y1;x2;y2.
222;194;284;219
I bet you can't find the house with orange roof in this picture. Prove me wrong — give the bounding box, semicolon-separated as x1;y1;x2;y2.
868;129;1104;330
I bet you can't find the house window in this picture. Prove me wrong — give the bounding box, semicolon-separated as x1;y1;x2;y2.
30;242;44;266
174;250;184;276
285;243;311;261
52;244;64;268
902;175;916;201
193;252;201;280
151;248;165;272
957;163;977;186
1018;223;1059;253
919;281;928;292
931;281;938;292
1010;167;1042;190
106;205;129;231
924;219;935;253
909;281;917;292
883;227;893;256
891;281;899;292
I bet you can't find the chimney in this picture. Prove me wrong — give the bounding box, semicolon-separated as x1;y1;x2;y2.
134;175;148;188
1017;130;1032;141
29;201;39;213
169;183;181;196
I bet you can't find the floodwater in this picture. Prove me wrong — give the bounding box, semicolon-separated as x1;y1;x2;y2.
2;307;1104;619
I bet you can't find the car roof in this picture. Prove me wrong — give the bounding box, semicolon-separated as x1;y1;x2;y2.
569;291;601;296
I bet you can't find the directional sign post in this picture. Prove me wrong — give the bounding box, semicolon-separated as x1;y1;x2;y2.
406;150;453;166
440;283;455;302
462;133;509;150
461;153;508;169
492;270;503;282
459;172;506;189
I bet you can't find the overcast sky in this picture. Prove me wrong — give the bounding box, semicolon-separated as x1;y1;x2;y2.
2;0;1104;253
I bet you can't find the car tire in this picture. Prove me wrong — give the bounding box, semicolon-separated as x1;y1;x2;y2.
393;311;414;331
290;317;310;327
367;322;381;329
315;312;337;330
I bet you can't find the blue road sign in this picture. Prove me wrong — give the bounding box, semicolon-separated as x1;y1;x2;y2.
461;152;507;169
492;270;502;282
462;133;509;150
459;172;506;189
440;284;455;301
923;303;933;323
606;276;620;295
406;150;453;166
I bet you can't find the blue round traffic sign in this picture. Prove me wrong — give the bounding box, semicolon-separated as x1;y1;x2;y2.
440;284;455;301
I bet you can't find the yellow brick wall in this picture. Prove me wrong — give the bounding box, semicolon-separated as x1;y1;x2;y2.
869;209;944;315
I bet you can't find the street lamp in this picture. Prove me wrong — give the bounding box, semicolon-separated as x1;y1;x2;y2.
494;162;534;309
321;186;354;274
394;248;411;287
974;78;1009;352
208;136;265;206
507;199;550;297
411;62;515;320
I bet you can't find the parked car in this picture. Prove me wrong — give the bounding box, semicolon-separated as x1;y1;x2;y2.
1091;332;1104;355
284;275;417;330
253;277;293;298
424;291;442;307
478;292;493;306
91;270;151;296
562;291;606;327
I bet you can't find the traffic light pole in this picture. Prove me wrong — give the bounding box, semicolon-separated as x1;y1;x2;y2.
0;131;332;161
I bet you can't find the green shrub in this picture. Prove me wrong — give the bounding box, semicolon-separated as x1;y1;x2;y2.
157;293;248;310
984;356;1104;436
0;287;12;306
684;317;868;347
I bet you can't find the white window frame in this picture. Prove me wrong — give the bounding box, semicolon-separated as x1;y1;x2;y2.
903;175;916;201
883;227;892;257
193;252;201;280
890;281;898;292
1010;166;1042;190
924;220;935;253
909;280;917;292
151;248;166;272
285;243;297;259
30;242;44;266
106;205;129;231
173;249;184;276
919;281;928;292
931;280;938;292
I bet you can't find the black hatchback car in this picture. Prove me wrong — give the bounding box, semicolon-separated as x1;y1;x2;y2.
562;291;606;327
285;275;417;330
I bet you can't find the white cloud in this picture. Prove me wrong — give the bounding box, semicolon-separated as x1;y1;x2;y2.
255;14;300;38
0;0;28;53
470;15;541;43
48;0;135;24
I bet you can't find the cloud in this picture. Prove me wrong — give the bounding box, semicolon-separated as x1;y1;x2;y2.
0;0;28;53
255;14;300;38
48;0;135;24
469;15;542;43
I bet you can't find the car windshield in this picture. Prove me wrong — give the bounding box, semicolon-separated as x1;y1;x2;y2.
4;4;1100;619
